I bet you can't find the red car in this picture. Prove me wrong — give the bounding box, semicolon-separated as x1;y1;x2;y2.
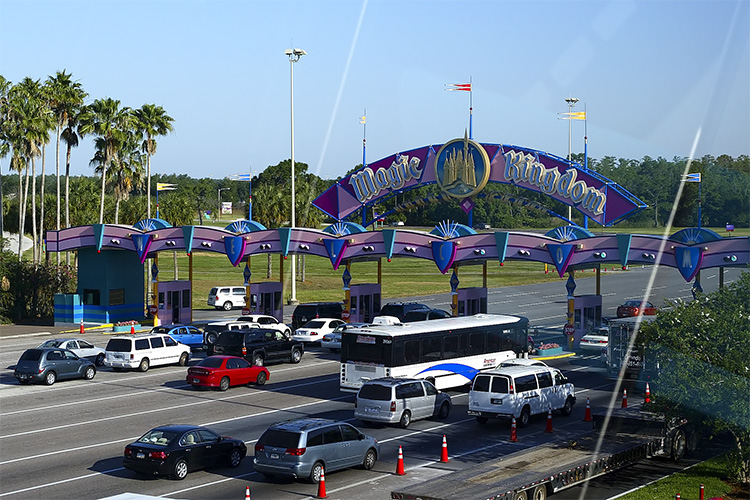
616;300;657;318
187;356;269;391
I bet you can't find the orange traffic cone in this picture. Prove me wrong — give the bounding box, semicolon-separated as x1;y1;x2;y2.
130;324;135;334
440;435;449;463
510;417;518;442
622;388;628;408
80;320;84;334
316;467;328;498
545;407;553;432
395;445;406;475
245;486;251;500
645;382;651;403
583;397;592;422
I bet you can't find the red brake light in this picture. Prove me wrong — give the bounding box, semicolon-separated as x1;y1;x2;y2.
310;332;318;336
149;451;168;460
285;447;306;456
255;444;264;453
124;447;133;458
509;383;515;393
242;347;247;355
390;401;396;412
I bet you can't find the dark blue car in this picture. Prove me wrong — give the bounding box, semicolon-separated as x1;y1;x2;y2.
150;325;204;350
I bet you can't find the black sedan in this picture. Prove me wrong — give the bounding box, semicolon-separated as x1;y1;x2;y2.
123;425;246;480
14;348;96;385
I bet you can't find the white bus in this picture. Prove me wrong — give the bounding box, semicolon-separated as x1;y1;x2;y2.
340;314;530;392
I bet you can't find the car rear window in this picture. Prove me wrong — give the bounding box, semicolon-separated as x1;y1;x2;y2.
151;327;169;334
216;331;246;347
358;384;392;401
105;339;132;352
20;349;43;361
197;357;224;368
38;340;63;348
209;288;218;295
472;374;491;392
258;429;301;448
303;320;326;329
294;306;316;317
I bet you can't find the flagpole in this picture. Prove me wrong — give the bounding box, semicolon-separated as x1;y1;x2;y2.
361;110;367;227
469;76;473;140
583;104;588;229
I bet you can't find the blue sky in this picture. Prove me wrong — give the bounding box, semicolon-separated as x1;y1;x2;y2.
1;0;748;181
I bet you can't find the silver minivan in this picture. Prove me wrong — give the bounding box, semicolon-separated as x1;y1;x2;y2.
354;377;452;428
253;418;379;483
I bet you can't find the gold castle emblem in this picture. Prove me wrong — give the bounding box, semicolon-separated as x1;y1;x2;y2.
435;133;490;199
442;135;477;188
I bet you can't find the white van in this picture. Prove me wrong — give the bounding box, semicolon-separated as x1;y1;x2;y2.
468;365;575;427
207;286;246;311
104;333;191;372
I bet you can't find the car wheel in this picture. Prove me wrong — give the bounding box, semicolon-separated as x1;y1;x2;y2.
284;328;292;337
519;406;531;428
671;429;687;461
229;448;243;468
560;396;574;416
475;416;488;424
308;461;324;484
138;358;150;372
253;353;264;367
222;301;233;311
290;348;302;364
219;377;230;391
45;371;56;385
255;371;267;386
438;401;450;419
95;353;105;366
172;458;188;480
84;366;96;380
178;352;189;366
206;332;218;344
399;410;412;429
362;448;377;470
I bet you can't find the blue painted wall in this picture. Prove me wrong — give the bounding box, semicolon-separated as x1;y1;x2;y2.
76;248;144;323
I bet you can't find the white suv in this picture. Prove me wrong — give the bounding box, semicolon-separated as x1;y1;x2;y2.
235;314;292;336
207;286;246;311
104;333;191;372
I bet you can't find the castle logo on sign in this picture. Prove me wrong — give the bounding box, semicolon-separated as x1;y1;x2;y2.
435;135;490;200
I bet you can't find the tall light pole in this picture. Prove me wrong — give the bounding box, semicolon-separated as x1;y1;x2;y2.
565;96;579;223
285;47;306;304
218;187;229;221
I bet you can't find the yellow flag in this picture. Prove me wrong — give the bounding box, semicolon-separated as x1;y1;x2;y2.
359;115;366;124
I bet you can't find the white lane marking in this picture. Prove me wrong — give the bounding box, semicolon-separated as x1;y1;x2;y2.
0;468;123;497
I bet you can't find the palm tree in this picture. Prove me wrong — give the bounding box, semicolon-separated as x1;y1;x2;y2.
46;71;87;246
0;75;11;238
79;98;132;223
90;131;144;224
132;104;174;219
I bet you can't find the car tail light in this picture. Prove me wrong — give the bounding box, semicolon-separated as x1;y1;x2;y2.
509;383;515;393
310;331;318;336
149;451;168;460
285;448;306;456
242;347;247;355
124;447;133;458
390;401;396;412
255;444;264;453
130;354;135;360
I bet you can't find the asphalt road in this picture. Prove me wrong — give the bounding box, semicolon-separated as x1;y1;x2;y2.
1;265;743;500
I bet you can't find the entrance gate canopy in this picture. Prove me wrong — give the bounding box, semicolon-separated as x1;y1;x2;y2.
312;140;646;227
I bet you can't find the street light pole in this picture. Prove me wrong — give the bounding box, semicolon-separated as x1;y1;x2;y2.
218;187;229;221
285;47;306;305
565;96;579;223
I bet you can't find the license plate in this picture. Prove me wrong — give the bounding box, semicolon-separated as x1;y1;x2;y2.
270;453;279;459
136;452;145;459
366;407;379;413
193;378;200;383
19;374;28;380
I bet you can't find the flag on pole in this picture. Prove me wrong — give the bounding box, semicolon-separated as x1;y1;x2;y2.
445;83;471;91
359;115;366;124
156;183;177;191
558;111;587;120
682;173;701;182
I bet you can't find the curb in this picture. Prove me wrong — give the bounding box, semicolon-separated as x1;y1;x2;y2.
533;352;576;361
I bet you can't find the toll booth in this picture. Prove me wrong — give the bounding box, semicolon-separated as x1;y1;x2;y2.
157;281;192;325
349;283;381;323
571;294;603;346
248;282;284;321
456;287;488;316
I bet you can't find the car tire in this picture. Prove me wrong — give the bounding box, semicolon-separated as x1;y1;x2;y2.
229;448;243;468
560;396;574;416
138;358;150;372
399;410;411;429
45;371;56;386
255;371;267;386
95;353;105;366
178;352;189;366
438;401;450;419
519;406;531;428
284;328;292;337
362;448;377;470
475;416;488;424
222;301;233;311
290;348;302;364
84;366;96;380
172;458;188;480
671;429;687;461
219;377;230;391
206;332;218;344
253;353;264;367
308;461;324;484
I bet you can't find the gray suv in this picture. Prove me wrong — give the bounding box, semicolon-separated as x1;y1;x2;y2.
354;377;452;428
253;418;379;483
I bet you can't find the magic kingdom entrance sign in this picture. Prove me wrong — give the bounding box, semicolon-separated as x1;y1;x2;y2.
312;138;646;227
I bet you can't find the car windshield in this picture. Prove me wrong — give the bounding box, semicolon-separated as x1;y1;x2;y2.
105;339;132;352
358;384;392;401
303;321;326;328
258;429;301;448
20;349;43;361
38;340;63;348
197;357;224;368
138;429;178;446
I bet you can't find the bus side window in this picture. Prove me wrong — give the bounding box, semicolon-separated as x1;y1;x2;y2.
468;332;485;355
443;336;459;359
404;340;420;364
422;337;441;362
